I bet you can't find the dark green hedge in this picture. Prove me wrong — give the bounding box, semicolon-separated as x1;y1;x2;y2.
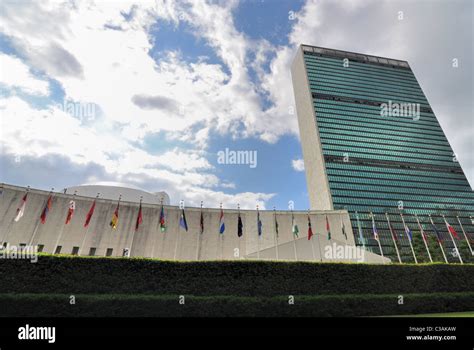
1;292;473;317
0;254;473;296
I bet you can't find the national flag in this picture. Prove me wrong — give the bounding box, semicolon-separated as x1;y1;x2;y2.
257;211;262;237
292;213;299;237
307;215;313;240
444;219;460;239
14;193;28;222
179;208;188;231
219;208;226;234
65;200;76;225
274;213;279;237
200;210;204;234
371;214;379;241
341;218;347;240
159;205;166;232
356;212;365;245
404;223;413;242
430;218;443;243
326;215;331;240
84;200;96;228
110;202;119;229
135;202;143;231
40;195;53;224
237;212;243;237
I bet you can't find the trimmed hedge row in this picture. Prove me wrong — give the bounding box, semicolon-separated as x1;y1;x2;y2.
1;254;473;296
1;292;473;317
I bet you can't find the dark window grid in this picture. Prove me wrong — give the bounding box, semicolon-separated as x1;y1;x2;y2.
314;100;438;121
329;183;474;198
327;175;470;189
321;133;452;153
321;138;454;157
326;162;468;180
331;198;474;212
322;144;454;162
325;156;463;175
319;125;448;144
303;50;412;72
344;206;474;217
322;150;458;167
318;119;447;141
328;178;468;192
326;163;469;186
304;52;412;72
305;57;416;80
304;55;414;78
309;79;428;100
318;129;454;150
319;129;449;148
310;87;431;107
312;92;432;112
316;111;444;134
330;189;473;204
305;62;419;86
319;132;449;152
306;68;422;91
307;74;426;95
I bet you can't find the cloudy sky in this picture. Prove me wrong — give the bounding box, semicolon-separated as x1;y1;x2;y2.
0;0;472;210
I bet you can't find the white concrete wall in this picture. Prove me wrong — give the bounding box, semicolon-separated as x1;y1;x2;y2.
291;45;334;211
0;183;388;263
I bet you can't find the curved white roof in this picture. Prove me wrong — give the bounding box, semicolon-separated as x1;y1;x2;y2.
65;184;170;205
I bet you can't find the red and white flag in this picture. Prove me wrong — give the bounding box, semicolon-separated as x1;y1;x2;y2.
444;219;459;239
65;200;76;225
84;200;96;228
14;193;28;222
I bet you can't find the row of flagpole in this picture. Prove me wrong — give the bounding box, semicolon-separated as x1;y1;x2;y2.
360;211;473;264
2;187;473;263
4;188;348;260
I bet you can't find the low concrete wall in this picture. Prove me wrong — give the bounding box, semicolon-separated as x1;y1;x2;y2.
0;183;388;263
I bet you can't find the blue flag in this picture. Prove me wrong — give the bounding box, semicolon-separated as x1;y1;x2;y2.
404;223;413;242
257;211;262;237
219;208;225;234
179;209;188;231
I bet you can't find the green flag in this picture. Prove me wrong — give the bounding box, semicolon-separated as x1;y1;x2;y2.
292;214;299;237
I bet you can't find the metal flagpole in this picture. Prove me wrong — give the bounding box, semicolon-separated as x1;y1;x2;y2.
195;201;203;261
2;186;30;246
415;214;433;263
78;193;100;256
220;206;225;260
456;216;473;255
291;210;298;261
429;215;448;263
371;212;384;259
308;210;315;261
173;200;182;261
31;188;54;248
273;207;279;260
237;203;241;260
385;213;402;263
217;203;224;260
150;196;159;258
128;196;143;258
400;213;417;264
159;199;168;258
256;205;260;260
355;211;366;250
53;190;80;255
442;215;463;264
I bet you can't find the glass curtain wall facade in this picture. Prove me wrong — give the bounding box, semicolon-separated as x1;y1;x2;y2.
293;45;473;262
